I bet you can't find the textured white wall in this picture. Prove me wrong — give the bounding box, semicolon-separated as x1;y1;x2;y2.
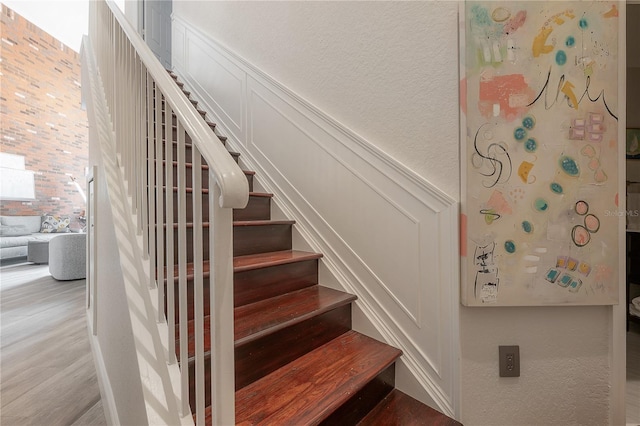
175;0;460;199
173;2;614;424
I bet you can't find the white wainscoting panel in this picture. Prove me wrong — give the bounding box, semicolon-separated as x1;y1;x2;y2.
171;23;184;70
173;16;459;416
180;30;246;143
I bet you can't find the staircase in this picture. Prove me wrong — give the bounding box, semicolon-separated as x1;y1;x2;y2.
164;70;460;426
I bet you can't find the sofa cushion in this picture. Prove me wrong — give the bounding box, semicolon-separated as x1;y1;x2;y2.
0;232;63;249
0;234;36;249
40;215;71;233
0;225;31;237
1;215;42;233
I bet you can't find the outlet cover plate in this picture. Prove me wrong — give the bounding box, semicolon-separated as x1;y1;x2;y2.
499;345;520;377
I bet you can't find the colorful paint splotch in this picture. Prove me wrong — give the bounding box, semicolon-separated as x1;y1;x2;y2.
478;73;535;121
462;1;619;307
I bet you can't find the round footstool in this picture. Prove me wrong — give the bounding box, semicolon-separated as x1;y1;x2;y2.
28;239;50;264
49;233;86;280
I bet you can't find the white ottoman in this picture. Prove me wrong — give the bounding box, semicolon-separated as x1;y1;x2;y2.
28;239;50;264
49;233;86;280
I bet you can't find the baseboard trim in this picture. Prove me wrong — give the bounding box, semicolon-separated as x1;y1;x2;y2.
86;310;120;426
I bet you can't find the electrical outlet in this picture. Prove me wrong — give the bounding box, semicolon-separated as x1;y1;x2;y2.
499;345;520;377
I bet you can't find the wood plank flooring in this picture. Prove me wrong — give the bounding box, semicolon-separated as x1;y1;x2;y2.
1;259;638;425
1;261;106;426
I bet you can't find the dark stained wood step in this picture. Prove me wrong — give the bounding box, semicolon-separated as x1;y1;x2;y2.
163;261;211;324
233;192;271;221
182;286;356;404
180;303;353;401
160;222;211;263
233;220;294;257
320;364;395;425
164;140;238;164
164;119;217;134
164;250;323;321
164;260;210;282
234;250;322;307
357;389;462;426
235;330;402;425
168;126;227;145
235;286;356;390
233;249;323;272
158;187;269;222
175;285;355;360
235;285;356;345
159;160;254;191
159;103;205;119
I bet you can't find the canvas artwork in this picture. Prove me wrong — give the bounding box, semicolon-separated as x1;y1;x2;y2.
461;1;620;306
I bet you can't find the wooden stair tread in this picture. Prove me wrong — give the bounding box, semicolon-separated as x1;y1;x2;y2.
233;250;322;272
164;260;210;281
233;220;294;226
160;186;270;199
357;389;461;426
175;285;355;358
163;222;210;229
161;220;291;229
165;249;321;279
235;330;402;425
166;121;217;130
235;285;356;345
160;160;252;175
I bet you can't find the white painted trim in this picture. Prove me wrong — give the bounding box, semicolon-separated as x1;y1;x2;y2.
612;2;628;424
83;24;190;425
86;314;120;426
172;15;460;417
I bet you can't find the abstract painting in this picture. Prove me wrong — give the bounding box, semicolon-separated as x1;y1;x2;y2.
461;1;620;306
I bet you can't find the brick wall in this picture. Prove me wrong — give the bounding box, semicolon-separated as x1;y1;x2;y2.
0;5;88;229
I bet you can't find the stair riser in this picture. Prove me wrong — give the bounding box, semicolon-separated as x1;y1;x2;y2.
160;226;210;264
233;196;271;221
235;305;352;390
164;277;210;325
159;190;268;223
319;364;395;426
161;161;251;192
161;142;238;165
159;108;206;120
187;306;352;408
162;163;210;190
234;259;319;307
166;260;320;325
168;127;225;147
233;224;292;257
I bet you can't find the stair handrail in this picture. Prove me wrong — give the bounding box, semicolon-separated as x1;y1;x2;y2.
103;0;249;210
88;1;243;424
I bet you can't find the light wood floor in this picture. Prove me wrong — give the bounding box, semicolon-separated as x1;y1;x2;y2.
0;261;107;426
1;260;639;425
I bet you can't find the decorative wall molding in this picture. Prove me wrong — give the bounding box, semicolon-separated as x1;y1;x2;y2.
173;16;460;416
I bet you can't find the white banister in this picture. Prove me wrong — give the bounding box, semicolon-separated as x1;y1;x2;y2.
192;146;205;425
86;0;246;424
104;0;248;209
177;120;190;416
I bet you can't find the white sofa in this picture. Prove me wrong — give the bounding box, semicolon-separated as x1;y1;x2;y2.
0;215;65;260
